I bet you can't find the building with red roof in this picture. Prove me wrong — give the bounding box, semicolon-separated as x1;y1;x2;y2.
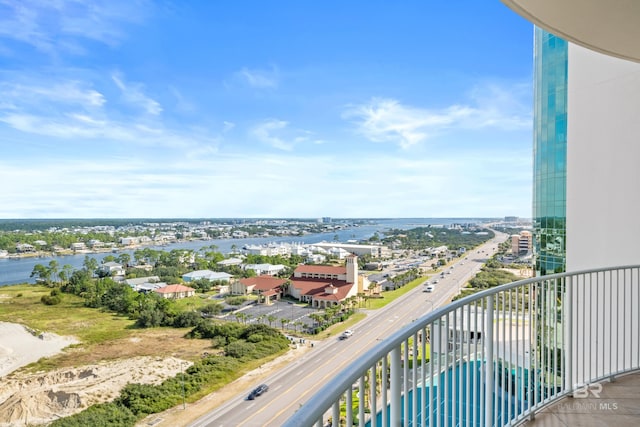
232;275;287;304
289;254;362;308
154;284;196;299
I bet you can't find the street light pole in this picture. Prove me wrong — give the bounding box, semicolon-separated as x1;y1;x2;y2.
425;299;434;312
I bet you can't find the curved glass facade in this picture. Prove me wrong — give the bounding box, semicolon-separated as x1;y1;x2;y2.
533;28;567;276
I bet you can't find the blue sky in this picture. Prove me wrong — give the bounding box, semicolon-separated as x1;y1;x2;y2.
0;0;534;219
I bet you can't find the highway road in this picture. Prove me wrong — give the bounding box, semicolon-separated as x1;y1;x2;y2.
189;232;508;427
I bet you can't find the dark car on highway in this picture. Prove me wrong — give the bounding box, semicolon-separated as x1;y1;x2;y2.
248;384;269;400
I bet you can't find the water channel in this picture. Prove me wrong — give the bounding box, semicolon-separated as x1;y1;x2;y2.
0;218;483;286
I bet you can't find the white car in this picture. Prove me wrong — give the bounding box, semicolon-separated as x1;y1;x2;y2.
424;285;435;292
340;330;354;340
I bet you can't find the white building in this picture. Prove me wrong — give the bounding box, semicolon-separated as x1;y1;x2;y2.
99;262;126;277
181;270;232;283
70;242;86;251
242;263;286;276
504;0;640;392
310;242;391;259
217;257;243;267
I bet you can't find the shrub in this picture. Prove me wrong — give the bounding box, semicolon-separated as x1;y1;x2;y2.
201;302;223;315
172;311;201;328
48;402;136;427
224;296;247;306
116;383;179;416
186;320;243;340
41;294;62;305
225;340;256;359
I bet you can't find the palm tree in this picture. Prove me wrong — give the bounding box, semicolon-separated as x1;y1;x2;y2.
281;318;290;330
309;313;322;328
349;296;358;312
267;315;277;327
280;280;292;297
368;282;377;295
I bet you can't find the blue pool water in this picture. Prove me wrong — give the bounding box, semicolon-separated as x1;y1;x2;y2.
367;360;531;427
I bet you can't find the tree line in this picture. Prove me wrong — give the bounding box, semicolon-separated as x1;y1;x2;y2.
381;226;494;251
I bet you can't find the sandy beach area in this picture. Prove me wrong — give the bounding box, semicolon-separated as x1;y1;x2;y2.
0;322;79;379
0;322;193;426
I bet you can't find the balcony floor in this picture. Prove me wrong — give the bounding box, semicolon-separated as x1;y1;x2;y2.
523;371;640;426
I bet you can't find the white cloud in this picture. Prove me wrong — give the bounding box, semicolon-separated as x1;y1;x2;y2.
343;98;469;149
465;82;532;129
252;119;292;151
0;76;216;151
0;81;106;109
344;82;531;149
169;86;195;113
112;73;162;115
0;148;531;218
223;121;235;132
236;66;278;88
0;0;148;56
250;120;318;151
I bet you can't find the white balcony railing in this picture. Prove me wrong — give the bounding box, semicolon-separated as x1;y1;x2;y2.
283;265;640;427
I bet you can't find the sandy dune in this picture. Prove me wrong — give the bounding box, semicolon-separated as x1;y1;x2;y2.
0;322;189;426
0;322;79;379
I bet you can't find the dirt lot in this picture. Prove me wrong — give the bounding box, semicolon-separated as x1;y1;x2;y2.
0;326;211;426
0;323;313;427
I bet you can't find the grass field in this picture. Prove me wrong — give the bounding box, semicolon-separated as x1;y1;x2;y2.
367;275;428;310
0;284;212;371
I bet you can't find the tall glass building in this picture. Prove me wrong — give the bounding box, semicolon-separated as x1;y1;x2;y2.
533;28;567;276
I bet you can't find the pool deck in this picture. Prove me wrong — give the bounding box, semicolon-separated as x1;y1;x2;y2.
522;371;640;426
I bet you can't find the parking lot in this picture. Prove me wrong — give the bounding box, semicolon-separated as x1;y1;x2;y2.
225;299;322;333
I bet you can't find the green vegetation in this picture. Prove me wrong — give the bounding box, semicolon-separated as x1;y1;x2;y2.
0;218;358;253
382;226;494;251
452;240;522;302
0;284;135;344
307;297;361;335
0;222;503;426
50;322;289;427
224;295;247;306
468;268;520;290
384;268;420;290
367;275;426;309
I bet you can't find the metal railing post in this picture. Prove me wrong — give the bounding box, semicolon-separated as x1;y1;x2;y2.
281;265;640;427
485;295;494;427
332;402;339;427
566;275;573;395
359;376;365;427
391;346;401;426
346;386;353;427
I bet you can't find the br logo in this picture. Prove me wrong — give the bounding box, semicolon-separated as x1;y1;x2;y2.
573;383;603;398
